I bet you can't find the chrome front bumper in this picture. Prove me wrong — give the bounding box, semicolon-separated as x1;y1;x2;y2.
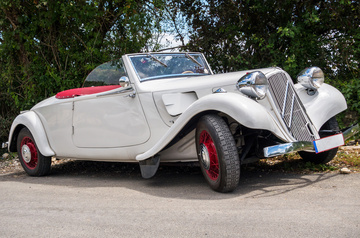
264;123;359;158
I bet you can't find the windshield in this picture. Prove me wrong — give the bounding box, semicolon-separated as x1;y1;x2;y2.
83;59;126;87
129;53;212;81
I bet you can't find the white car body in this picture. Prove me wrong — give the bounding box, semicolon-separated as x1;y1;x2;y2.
7;52;357;192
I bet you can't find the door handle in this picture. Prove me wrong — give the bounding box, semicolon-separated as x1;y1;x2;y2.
124;91;136;98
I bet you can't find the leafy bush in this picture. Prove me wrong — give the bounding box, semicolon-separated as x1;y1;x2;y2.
0;0;165;143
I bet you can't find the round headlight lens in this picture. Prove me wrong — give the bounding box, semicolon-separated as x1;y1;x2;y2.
237;71;268;100
297;67;324;90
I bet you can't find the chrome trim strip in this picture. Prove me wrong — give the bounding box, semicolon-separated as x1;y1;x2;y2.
288;94;295;128
264;141;314;158
281;81;289;118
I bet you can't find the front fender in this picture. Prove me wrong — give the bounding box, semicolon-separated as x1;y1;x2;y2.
296;83;347;130
136;92;284;161
8;111;55;156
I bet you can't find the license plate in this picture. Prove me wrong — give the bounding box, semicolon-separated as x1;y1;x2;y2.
313;133;345;154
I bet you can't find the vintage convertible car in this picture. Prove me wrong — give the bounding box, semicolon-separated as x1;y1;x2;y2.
4;52;359;192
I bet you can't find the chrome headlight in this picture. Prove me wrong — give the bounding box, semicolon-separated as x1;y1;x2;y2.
237;71;268;100
297;67;324;90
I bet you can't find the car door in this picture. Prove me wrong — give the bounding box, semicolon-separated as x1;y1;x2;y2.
72;59;150;148
72;88;150;148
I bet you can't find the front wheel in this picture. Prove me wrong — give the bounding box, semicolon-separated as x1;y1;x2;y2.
196;114;240;192
17;127;52;176
299;117;340;164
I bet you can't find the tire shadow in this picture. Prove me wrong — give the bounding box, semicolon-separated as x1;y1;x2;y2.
0;159;342;200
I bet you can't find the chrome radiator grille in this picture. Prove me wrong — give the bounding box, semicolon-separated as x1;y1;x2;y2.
268;73;315;142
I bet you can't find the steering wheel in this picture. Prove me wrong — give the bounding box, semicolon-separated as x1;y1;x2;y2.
181;71;194;74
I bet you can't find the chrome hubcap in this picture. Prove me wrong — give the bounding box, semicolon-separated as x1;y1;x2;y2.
199;143;210;170
21;144;31;163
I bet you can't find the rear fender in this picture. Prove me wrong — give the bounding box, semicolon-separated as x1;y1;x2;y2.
8;111;55;156
136;92;284;161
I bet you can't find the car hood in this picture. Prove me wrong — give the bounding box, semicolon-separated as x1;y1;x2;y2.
149;67;278;126
136;67;278;93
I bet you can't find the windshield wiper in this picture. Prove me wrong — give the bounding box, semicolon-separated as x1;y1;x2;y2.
148;53;168;67
185;53;203;67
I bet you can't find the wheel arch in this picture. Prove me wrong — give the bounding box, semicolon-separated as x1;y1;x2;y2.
8;111;55;157
136;93;285;161
161;109;220;151
8;124;25;152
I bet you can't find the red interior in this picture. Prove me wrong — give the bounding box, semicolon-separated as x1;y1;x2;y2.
55;85;121;99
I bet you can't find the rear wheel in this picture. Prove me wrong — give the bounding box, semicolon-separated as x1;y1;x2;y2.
17;128;51;176
299;117;340;164
196;114;240;192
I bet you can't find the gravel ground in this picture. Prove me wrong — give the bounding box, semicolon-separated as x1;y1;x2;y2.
1;154;360;238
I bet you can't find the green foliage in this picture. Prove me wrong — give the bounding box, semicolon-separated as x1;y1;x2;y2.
335;151;360;168
1;0;360;144
0;0;165;142
340;80;360;114
177;0;360;123
303;162;337;172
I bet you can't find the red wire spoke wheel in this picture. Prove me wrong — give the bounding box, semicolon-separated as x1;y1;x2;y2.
196;114;240;192
199;130;219;181
20;137;38;169
17;128;51;176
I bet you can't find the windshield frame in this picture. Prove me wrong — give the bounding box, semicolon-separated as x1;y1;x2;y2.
128;52;213;82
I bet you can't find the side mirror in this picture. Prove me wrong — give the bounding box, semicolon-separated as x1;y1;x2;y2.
119;76;130;88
